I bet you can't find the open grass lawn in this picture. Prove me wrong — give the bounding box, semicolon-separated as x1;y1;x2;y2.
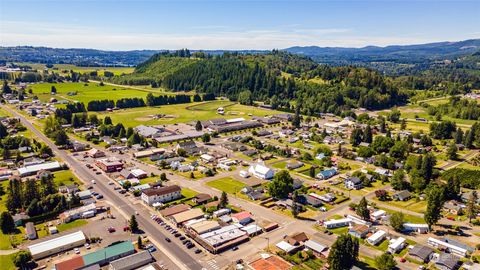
56;219;88;232
0;181;9;213
0;253;16;270
206;177;246;194
379;207;425;223
177;170;206;180
139;176;160;184
272;161;287;169
53;170;82;187
373;197;427;214
28;82;161;104
97;100;285;127
362;181;389;192
181;188;199;199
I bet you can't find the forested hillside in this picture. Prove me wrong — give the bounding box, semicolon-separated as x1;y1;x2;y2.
111;50;408;115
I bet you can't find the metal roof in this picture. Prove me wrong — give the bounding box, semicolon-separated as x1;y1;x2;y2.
28;231;86;257
83;241;134;266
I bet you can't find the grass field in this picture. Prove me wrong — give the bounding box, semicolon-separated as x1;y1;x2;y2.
206;177;246;194
56;219;88;232
28;82;161;104
98;100;285;127
0;253;16;270
53;170;82;187
16;63;134;76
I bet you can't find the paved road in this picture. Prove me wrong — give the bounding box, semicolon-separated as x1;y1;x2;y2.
2;105;203;270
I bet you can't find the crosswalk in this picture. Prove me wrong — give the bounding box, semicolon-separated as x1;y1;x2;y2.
205;259;219;270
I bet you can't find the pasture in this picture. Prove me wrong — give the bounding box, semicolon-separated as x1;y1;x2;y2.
16;62;134;76
27;82;160;103
97;100;285;127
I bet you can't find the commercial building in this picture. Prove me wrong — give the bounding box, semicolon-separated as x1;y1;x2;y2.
133;148;165;159
197;224;248;253
108;251;154;270
231;211;253;225
95;158;124;172
59;203;97;223
171;208;204;226
141;185;181;206
86;148;105;158
55;241;135;270
187;220;221;235
158;204;190;217
29;230;86;260
17;161;62;177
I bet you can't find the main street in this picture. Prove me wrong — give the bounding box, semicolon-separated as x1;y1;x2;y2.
2;105;204;270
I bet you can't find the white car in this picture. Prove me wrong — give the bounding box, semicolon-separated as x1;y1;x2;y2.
91;180;96;184
84;243;90;249
74;248;80;254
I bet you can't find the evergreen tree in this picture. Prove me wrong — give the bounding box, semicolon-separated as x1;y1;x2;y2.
137;235;143;249
424;186;444;229
104;116;112;125
447;143;458;160
454;128;464;144
201;133;211;143
6;177;22;211
466;191;478;223
23;179;39;207
12;250;32;270
292;105;301;129
364;125;373;143
51;85;57;94
0;212;15;234
195;121;203;131
0;122;8;139
327;234;359;270
391;170;408;191
219;191;228;208
2;80;12;94
356;197;370;221
53;129;69;145
129;215;139;232
464;129;474;148
400;119;407;130
350;128;363;147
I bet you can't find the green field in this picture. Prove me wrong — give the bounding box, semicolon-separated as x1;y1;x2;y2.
98;100;284;127
16;63;134;76
0;253;16;270
56;219;88;232
53;170;82;187
206;177;246;194
28;82;162;104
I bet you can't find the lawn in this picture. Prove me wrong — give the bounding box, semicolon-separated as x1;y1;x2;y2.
0;253;16;270
0;181;9;212
372;197;427;214
28;82;162;104
181;188;199;199
98;100;285;127
56;219;88;232
206;177;246;194
379;207;425;223
53;170;82;187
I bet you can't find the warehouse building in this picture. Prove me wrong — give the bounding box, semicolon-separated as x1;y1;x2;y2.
29;231;86;260
18;161;62;177
108;251;154;270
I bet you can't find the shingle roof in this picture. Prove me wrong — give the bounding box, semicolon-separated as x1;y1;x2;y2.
409;244;434;261
142;185;181;197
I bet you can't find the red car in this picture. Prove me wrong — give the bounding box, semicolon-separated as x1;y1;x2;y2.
399;258;406;263
107;227;116;233
123;226;130;232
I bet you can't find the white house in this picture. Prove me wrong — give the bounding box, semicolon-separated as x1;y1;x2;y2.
248;161;274;180
141;186;181;206
239;170;249;178
403;223;430;233
367;230;387;246
323;218;352;229
388;237;406;254
427;237;469;257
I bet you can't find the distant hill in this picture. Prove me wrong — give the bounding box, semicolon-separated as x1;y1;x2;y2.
284;39;480;75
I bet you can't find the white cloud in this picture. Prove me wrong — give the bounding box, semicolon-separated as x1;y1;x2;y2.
0;20;469;50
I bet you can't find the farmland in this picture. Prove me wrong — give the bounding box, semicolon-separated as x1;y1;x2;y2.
95;100;285;127
16;63;135;76
27;82;162;104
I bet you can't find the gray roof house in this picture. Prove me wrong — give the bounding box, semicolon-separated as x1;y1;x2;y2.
408;244;434;263
435;253;460;270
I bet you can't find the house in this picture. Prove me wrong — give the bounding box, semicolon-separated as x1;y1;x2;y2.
403;223;430;233
392;190;412;201
141;185;182;206
408;244;434;263
371;210;386;221
272;114;293;121
323;218;352;229
286;161;304;170
388;237;406;254
461;191;480;204
304;240;328;258
435;253;461;270
192;194;212;205
231;211;252;225
427;237;471;257
285;232;309;246
13;213;30;227
72;142;88;152
348;225;370;238
247;190;267;201
86;148;105;158
366;230;387;246
248;161;274;180
443;202;463;215
276;241;301;254
120;168;147;179
76;190;92;200
59;184;79;194
200;154;215;163
306;193;324;207
316;168;337;180
344;177;363;190
176;140;199;155
25;222;37;240
36;169;53;180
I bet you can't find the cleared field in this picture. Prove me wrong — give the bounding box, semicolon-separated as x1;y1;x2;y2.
206;177;246;194
56;219;88;232
16;63;134;76
53;170;82;187
28;82;159;104
100;100;285;127
0;254;16;270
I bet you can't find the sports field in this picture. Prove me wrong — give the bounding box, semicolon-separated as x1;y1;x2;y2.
97;100;285;127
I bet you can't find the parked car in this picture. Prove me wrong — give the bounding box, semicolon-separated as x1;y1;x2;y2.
107;227;116;233
165;238;171;242
95;194;103;199
232;246;239;251
84;243;90;249
74;248;80;254
194;249;201;254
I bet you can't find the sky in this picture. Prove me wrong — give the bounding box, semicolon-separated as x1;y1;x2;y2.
1;0;479;50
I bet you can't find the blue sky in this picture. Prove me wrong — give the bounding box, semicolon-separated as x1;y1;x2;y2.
1;0;479;50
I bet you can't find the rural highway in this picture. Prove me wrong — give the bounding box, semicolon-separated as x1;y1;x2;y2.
2;105;204;270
